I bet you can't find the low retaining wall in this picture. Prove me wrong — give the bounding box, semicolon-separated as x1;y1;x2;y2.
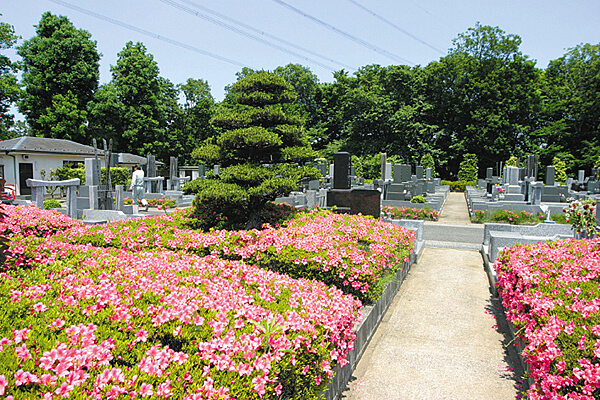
324;259;413;400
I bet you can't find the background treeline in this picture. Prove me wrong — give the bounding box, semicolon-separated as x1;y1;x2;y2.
1;14;599;179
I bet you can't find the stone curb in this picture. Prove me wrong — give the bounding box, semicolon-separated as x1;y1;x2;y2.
323;258;413;400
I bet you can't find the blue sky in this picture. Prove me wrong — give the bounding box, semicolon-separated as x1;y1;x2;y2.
3;0;600;103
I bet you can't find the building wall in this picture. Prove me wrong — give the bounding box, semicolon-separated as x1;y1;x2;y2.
0;153;96;196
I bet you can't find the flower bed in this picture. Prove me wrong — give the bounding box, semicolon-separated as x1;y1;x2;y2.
230;210;414;304
495;237;600;399
1;207;362;399
382;205;438;221
474;209;566;225
45;209;414;304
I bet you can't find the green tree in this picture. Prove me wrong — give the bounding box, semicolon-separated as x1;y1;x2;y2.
172;78;217;164
552;156;568;184
457;153;478;181
505;156;518;167
17;12;99;142
535;43;600;174
90;41;175;161
0;15;21;140
420;153;436;177
425;23;541;177
191;71;319;230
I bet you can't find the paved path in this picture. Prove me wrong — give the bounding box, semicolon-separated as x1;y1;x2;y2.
342;192;523;400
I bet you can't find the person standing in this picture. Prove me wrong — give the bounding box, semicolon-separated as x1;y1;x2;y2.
129;165;148;211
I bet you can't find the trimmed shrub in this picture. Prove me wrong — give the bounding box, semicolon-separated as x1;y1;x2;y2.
410;195;426;203
457;153;478;182
42;199;62;210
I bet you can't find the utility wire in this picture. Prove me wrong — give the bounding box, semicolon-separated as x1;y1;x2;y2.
270;0;414;66
158;0;337;71
47;0;249;68
345;0;445;55
176;0;354;70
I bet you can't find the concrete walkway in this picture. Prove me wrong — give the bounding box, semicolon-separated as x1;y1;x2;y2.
342;192;523;400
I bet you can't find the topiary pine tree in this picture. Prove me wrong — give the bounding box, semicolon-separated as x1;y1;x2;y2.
190;71;320;230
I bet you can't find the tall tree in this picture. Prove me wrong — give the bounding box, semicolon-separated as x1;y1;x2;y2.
424;23;541;178
172;78;217;164
100;41;174;161
0;15;21;140
191;71;319;230
535;43;600;174
17;12;99;142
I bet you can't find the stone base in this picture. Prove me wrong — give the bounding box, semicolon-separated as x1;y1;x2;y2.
327;189;381;218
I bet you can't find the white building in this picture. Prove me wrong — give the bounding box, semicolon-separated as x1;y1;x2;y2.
0;136;150;196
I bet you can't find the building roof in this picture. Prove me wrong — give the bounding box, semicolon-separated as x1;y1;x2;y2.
0;136;163;165
0;136;96;156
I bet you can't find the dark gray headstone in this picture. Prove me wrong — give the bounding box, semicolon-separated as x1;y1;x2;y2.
380;153;387;181
146;155;156;178
415;166;424;180
545;166;555;186
400;164;411;183
486;167;493;180
198;165;206;178
333;152;351;189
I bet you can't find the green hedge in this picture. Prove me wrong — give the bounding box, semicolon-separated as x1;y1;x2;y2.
441;180;476;192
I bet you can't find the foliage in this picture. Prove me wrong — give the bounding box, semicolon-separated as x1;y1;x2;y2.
87;42;178;163
505;156;518;167
552;156;569;184
535;43;600;173
381;205;439;221
0;203;8;267
42;199;62;210
441;180;476;192
410;195;426;203
420;153;436;178
495;237;600;399
51;165;129;187
192;71;318;230
2;228;359;399
457;153;479;182
229;210;414;304
472;209;562;225
169;78;218;165
0;15;22;140
17;12;99;142
563;198;598;236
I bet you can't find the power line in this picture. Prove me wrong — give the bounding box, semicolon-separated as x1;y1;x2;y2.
269;0;415;66
47;0;249;69
157;0;338;71
345;0;445;55
175;0;354;70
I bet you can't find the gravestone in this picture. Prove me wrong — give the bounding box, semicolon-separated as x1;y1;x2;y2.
507;167;519;186
545;166;555;186
530;182;543;205
384;163;392;181
380;153;387;181
333;152;351;190
199;165;206;178
578;170;585;183
400;165;411;183
85;158;100;186
415;166;424;180
147;155;157;192
214;165;220;176
426;168;432;180
486;167;493;180
526;155;539;179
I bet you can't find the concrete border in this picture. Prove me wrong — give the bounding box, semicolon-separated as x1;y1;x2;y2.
324;259;412;400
